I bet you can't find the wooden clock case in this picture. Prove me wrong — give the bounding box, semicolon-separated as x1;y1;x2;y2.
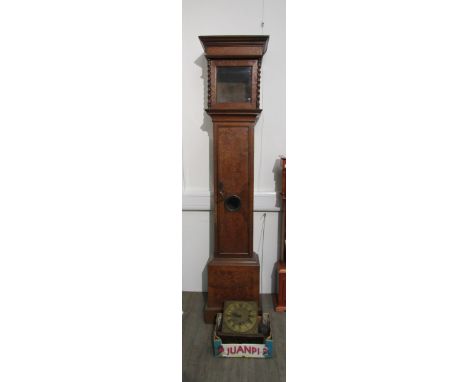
274;156;286;312
199;36;269;323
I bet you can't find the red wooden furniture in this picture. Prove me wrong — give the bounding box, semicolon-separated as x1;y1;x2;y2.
275;156;286;312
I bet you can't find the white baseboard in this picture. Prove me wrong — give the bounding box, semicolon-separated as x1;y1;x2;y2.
182;191;280;212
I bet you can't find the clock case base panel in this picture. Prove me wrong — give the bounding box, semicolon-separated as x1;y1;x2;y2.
204;254;262;323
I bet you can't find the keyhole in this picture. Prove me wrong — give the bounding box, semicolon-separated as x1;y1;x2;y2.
224;195;241;212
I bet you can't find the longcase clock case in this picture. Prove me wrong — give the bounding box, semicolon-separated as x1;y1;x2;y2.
199;36;269;323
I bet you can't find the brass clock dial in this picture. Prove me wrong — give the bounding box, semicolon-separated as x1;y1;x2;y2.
222;300;258;334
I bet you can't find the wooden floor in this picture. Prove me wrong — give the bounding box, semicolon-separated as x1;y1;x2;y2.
182;292;286;382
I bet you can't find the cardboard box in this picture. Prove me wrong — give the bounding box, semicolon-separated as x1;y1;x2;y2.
212;313;273;358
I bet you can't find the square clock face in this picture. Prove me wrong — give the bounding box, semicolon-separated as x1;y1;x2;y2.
216;66;252;103
222;300;258;334
210;59;258;109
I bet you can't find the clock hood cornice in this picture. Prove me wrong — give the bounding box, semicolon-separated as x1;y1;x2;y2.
199;35;269;58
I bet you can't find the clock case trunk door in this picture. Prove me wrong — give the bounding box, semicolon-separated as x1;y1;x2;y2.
212;112;258;258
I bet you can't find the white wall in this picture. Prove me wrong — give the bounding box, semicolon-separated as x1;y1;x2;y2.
182;0;285;293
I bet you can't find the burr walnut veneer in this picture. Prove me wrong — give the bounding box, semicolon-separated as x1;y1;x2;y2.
199;36;269;323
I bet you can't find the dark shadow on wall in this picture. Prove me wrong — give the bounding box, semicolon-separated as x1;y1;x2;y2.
195;53;213;204
195;53;214;293
272;157;282;209
200;210;214;295
270;265;277;300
